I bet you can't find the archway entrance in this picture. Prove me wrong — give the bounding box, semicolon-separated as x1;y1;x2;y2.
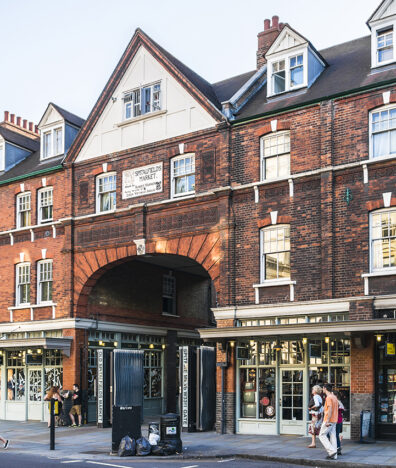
81;254;216;421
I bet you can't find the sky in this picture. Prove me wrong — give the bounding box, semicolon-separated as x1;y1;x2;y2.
0;0;381;123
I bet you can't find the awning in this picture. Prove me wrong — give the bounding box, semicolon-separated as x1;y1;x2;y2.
0;337;73;357
198;318;396;340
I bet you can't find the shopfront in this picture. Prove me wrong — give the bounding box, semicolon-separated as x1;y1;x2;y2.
236;337;351;437
376;332;396;439
0;333;70;421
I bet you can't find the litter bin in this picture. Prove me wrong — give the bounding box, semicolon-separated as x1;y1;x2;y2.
160;413;182;453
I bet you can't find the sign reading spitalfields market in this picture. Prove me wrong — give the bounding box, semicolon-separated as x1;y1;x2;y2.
122;162;163;199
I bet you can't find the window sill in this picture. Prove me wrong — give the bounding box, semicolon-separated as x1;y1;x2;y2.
253;279;296;304
162;313;180;317
171;192;196;200
366;153;396;164
117;109;167;127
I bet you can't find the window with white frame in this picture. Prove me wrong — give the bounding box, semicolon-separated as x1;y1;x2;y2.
16;192;31;228
96;173;116;213
16;263;30;305
38;187;53;223
370;106;396;158
260;225;291;281
41;126;63;160
171;154;195;198
37;260;53;303
123;82;161;120
260;131;290;180
0;143;4;171
270;53;305;95
377;27;393;64
371;209;396;271
162;274;176;315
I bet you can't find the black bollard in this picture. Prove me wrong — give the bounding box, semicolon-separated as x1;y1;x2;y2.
50;398;55;450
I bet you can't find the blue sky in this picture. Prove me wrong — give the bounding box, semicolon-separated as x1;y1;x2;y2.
0;0;380;123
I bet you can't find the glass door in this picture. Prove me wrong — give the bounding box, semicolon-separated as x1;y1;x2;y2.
280;369;305;434
28;369;43;420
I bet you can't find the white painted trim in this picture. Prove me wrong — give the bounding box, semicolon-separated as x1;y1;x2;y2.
8;302;57;311
170;153;195;199
369;103;396;159
362;270;396;278
254;185;259;203
253;279;296;288
383;191;392;207
383;90;391;104
96;171;117;214
40;122;65;161
374;294;396;308
288;178;294;197
0;220;61;237
363;164;368;184
370;17;396;69
117;109;167;127
213;299;350;320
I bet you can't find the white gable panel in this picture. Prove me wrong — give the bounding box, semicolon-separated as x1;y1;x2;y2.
76;46;217;162
40;106;63;129
267;27;306;57
383;0;396;17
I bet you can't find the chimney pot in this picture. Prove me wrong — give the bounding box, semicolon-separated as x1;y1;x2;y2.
279;22;284;29
35;125;39;134
264;19;271;31
4;111;9;122
257;15;283;69
23;119;28;129
16;116;21;126
10;114;15;124
29;122;33;132
272;15;279;29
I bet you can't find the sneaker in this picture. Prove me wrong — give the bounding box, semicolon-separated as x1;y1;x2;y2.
326;452;337;460
70;424;77;428
78;424;82;427
4;440;9;449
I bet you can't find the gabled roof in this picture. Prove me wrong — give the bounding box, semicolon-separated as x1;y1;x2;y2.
66;28;225;164
50;103;85;128
0;126;39;152
235;35;396;122
38;102;85;128
367;0;396;25
212;71;257;103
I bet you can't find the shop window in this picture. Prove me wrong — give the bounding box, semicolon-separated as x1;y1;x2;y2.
16;192;31;228
162;274;176;315
260;131;290;180
280;340;304;365
371;209;396;271
370;106;396;159
38;187;53;224
7;351;25;401
240;368;257;418
258;368;276;419
96;172;116;213
330;338;350;365
260;225;290;281
171;154;195;198
308;339;328;366
330;367;350;422
29;370;43;402
37;260;53;304
258;342;276;366
144;351;162;399
44;350;63;394
16;262;30;306
45;349;62;367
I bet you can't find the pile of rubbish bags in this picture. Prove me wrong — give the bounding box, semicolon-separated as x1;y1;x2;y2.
118;428;182;457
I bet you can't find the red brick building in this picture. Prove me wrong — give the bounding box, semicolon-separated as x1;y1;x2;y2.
0;0;395;442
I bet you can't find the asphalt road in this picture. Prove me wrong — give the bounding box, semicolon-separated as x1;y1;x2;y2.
0;452;307;468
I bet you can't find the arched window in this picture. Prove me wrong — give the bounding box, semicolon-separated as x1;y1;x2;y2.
260;224;290;282
370;105;396;159
370;209;396;271
260;131;290;180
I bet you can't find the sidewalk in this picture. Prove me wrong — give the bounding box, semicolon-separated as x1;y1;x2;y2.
0;420;395;467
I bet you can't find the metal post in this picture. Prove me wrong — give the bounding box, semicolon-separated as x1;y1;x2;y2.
50;398;55;450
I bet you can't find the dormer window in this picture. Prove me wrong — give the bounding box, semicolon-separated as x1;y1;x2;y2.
0;143;4;171
272;60;285;93
270;54;305;95
377;27;394;63
290;54;304;87
41;126;64;160
123;82;161;120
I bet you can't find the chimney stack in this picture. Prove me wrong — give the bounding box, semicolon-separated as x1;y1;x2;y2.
4;111;9;122
29;122;33;132
16;116;21;126
10;114;15;124
23;119;28;129
257;15;284;69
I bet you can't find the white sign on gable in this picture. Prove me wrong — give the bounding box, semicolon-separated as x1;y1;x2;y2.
122;162;163;199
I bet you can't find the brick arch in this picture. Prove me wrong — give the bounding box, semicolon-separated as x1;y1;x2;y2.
257;215;292;228
366;197;396;211
74;232;222;316
367;93;396;113
254;121;291;138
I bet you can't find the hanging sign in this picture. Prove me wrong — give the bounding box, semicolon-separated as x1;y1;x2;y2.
386;342;396;356
122;162;163;199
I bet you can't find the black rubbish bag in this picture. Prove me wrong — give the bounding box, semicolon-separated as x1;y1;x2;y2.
117;435;136;457
160;439;182;455
151;444;165;456
136;437;151;456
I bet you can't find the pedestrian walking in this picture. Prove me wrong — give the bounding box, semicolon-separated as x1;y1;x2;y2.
44;386;63;427
318;383;339;460
0;435;9;449
69;383;82;427
308;385;323;448
333;390;345;455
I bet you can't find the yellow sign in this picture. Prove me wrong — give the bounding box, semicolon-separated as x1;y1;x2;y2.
387;342;395;356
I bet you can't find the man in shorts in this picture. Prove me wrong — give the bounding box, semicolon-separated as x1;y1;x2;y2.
69;383;82;427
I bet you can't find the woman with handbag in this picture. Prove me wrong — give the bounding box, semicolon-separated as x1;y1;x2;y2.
44;386;63;427
308;385;323;448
